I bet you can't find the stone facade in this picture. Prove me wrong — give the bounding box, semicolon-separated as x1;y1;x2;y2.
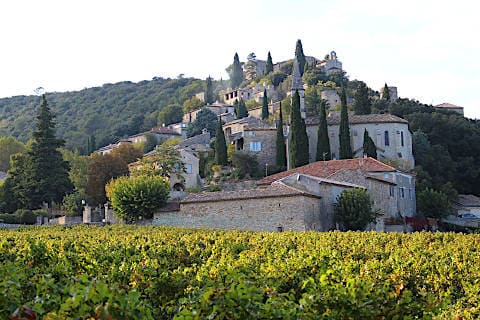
321;88;340;109
183;104;234;124
318;51;343;75
380;86;398;101
170;149;202;190
306;114;415;170
153;185;322;231
243;128;277;166
434;103;464;116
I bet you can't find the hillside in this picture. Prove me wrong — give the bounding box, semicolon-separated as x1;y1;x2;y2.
0;77;206;151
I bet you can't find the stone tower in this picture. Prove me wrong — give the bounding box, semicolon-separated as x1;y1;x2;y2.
291;57;305;119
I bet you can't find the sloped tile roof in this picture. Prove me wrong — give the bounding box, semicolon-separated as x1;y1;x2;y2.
305;113;409;126
455;194;480;207
434;103;463;109
178;132;211;148
180;184;318;204
257;157;397;185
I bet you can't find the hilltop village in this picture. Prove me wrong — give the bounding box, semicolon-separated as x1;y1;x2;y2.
0;40;477;233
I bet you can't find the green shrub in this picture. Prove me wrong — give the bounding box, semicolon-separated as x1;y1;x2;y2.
334;188;381;231
61;191;85;216
14;209;37;224
231;152;258;179
0;213;19;224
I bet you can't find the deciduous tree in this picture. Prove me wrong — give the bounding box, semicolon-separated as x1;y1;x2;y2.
186;108;218;138
157;104;183;126
334;188;380;231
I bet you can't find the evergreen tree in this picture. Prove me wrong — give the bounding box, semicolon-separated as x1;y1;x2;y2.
383;83;391;101
353;82;371;115
264;51;273;75
295;39;306;76
261;89;269;119
316;99;331;161
28;95;73;208
276;103;287;168
231;53;243;89
89;135;96;154
214;118;228;166
362;129;377;159
289;90;309;168
339;87;353;159
205;76;215;104
237;99;248;119
233;99;239;117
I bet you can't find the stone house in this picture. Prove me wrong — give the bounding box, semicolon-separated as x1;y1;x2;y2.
305;113;415;170
153;179;358;232
127;127;181;145
380;86;398;101
321;88;341;109
452;194;480;218
317;51;343;75
223;117;277;166
434;103;464;116
183;103;235;124
258;157;416;231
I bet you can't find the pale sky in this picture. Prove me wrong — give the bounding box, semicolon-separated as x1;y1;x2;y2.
1;0;479;118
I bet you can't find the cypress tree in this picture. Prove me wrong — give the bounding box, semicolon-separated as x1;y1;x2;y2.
89;135;96;154
295;39;306;76
339;87;353;159
383;83;391;101
264;51;273;75
276;103;287;168
363;129;377;159
205;76;215;104
231;53;243;89
353;82;371;115
233;99;239;116
261;89;269;119
290;90;309;168
214;118;227;166
316;100;331;161
237;99;248;119
28;94;73;208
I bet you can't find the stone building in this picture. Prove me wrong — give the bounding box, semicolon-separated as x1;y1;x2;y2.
183;103;234;124
127;127;181;145
317;51;343;75
434;102;464;116
258;157;416;231
321;88;341;109
379;86;398;101
305;113;415;170
153;179;357;232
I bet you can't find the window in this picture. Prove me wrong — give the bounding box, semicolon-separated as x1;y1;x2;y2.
186;164;193;174
389;186;395;197
401;131;404;146
409;188;412;200
384;130;390;146
249;141;262;152
353;129;357;136
398;187;405;198
248;131;255;136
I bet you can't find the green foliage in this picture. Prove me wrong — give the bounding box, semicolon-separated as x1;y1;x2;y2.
3;153;34;212
261;89;269;119
130;145;184;180
0;136;26;172
61;191;85;216
237;99;248;119
276;105;287;168
316;100;331;161
231;152;259;178
186;108;218;138
231;53;243;89
353;81;371;115
205;76;215;104
289;91;309;168
302;68;328;86
62;149;89;193
416;188;451;219
138;133;158;154
339;87;353;159
214;119;228;166
334;188;380;230
264;51;273;75
0;213;19;224
106;176;170;223
295;39;306;76
1;227;479;319
362;129;377;159
183;96;204;113
245;99;260;110
0;78;203;152
157;104;183;126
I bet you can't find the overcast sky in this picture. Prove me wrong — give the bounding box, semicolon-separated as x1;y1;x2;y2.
1;0;479;118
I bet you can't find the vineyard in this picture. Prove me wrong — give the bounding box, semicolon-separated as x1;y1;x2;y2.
0;226;479;319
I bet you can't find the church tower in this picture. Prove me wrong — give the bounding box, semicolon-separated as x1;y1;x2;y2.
291;57;306;119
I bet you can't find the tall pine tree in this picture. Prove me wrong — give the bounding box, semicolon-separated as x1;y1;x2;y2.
264;51;273;75
339;87;353;159
363;129;377;159
262;89;269;119
28;94;73;208
290;90;309;168
214;117;228;166
205;76;215;104
237;99;248;119
231;53;243;89
383;83;391;101
276;103;287;168
316;100;331;161
353;81;371;115
295;39;306;76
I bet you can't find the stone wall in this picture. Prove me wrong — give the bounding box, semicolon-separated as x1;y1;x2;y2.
243;128;277;166
153;194;322;232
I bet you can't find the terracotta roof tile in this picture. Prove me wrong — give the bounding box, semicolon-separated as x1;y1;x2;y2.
257;158;397;185
434;103;463;109
180;184;317;204
305;113;408;126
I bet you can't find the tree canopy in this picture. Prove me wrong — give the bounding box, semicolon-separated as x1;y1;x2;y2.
157;104;183;126
231;53;243;89
295;39;306;76
186;108;218;138
334;188;380;231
